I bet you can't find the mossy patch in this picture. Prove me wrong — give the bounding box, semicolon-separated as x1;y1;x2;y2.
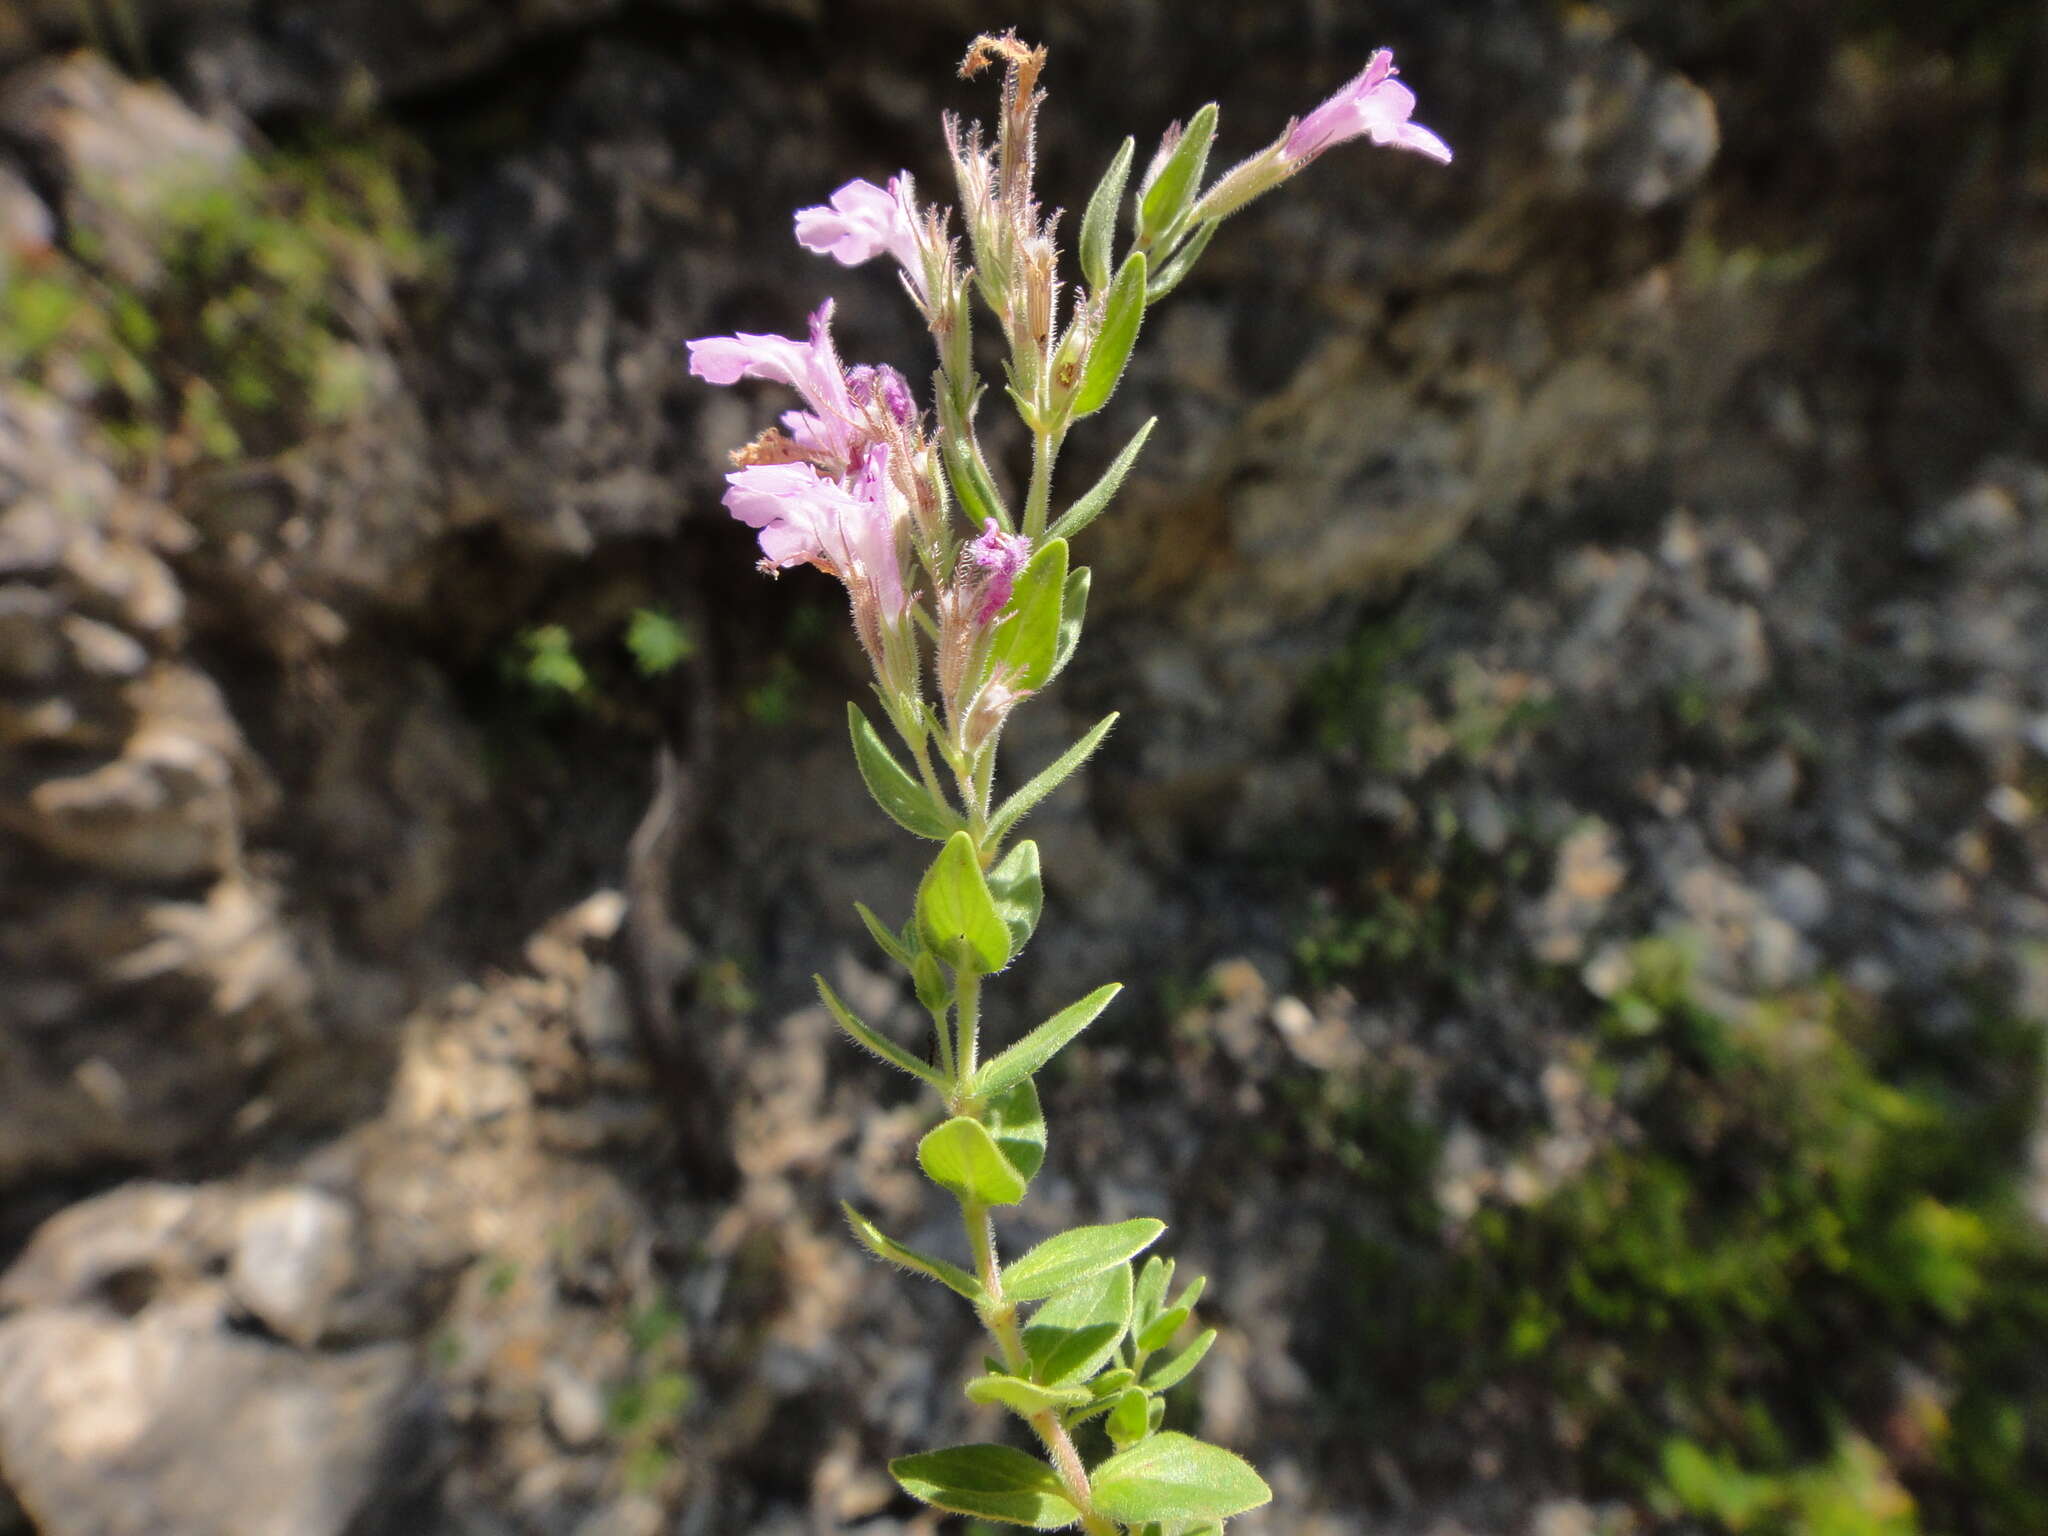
1;129;430;473
1312;943;2048;1533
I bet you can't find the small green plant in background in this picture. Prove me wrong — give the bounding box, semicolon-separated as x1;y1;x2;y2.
624;607;695;677
609;1299;695;1493
515;624;591;702
1313;935;2048;1534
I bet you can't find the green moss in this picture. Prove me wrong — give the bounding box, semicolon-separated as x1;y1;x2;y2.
1314;945;2048;1531
0;128;430;474
1303;618;1421;765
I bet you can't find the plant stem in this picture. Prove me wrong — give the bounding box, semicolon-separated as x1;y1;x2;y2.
1022;424;1056;542
960;1195;1118;1534
955;968;983;1083
907;730;952;819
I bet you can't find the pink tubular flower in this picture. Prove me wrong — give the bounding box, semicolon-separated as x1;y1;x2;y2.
794;176;927;298
1284;49;1452;166
967;518;1031;623
836;446;910;623
687;301;859;465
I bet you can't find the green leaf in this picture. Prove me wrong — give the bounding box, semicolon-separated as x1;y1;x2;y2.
919;1116;1029;1206
986;538;1069;694
889;1444;1079;1529
937;382;1010;531
1071;253;1146;420
912;951;951;1017
1003;1217;1163;1303
1107;1386;1152;1450
817;975;946;1090
1048;416;1154;542
1079;137;1135;292
842;1203;986;1305
1047;567;1090;686
1136;103;1218;247
965;1373;1093;1417
973;984;1124;1100
1133;1256;1172;1327
1090;1368;1137;1398
985;1076;1047;1181
988;840;1043;959
1142;1327;1216;1391
1145;220;1216;303
1137;1302;1192;1353
988;712;1117;847
1089;1432;1272;1525
1024;1260;1133;1385
849;704;958;841
855;902;914;969
917;831;1012;973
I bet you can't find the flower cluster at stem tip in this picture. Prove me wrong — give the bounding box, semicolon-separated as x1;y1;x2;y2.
688;31;1448;1534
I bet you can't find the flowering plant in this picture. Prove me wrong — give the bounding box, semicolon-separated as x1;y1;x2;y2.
691;33;1447;1532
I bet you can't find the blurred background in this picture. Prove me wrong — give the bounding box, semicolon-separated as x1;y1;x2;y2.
1;2;2045;1533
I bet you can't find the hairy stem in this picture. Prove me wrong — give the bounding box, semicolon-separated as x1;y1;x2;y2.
907;729;953;819
1022;424;1056;542
961;1193;1117;1533
955;967;983;1082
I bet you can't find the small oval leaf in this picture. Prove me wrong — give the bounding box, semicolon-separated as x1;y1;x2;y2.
889;1444;1079;1529
965;1373;1093;1417
849;703;958;840
1089;1432;1272;1525
1003;1217;1163;1304
985;1076;1047;1182
1024;1260;1134;1385
917;831;1011;974
1142;1327;1216;1392
988;840;1044;959
919;1116;1029;1207
1107;1386;1152;1449
986;538;1069;694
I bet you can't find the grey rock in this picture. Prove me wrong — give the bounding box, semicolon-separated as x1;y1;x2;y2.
0;1304;421;1536
230;1188;358;1348
0;53;244;290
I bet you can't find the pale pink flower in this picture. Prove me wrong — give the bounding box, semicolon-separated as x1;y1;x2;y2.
722;461;864;570
1284;49;1452;166
720;451;909;637
794;176;927;297
837;446;910;623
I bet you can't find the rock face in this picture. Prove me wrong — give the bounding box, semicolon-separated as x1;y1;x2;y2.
0;1184;429;1536
0;2;2042;1533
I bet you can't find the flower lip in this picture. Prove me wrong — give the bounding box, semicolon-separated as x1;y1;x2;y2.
794;175;927;297
687;300;861;466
